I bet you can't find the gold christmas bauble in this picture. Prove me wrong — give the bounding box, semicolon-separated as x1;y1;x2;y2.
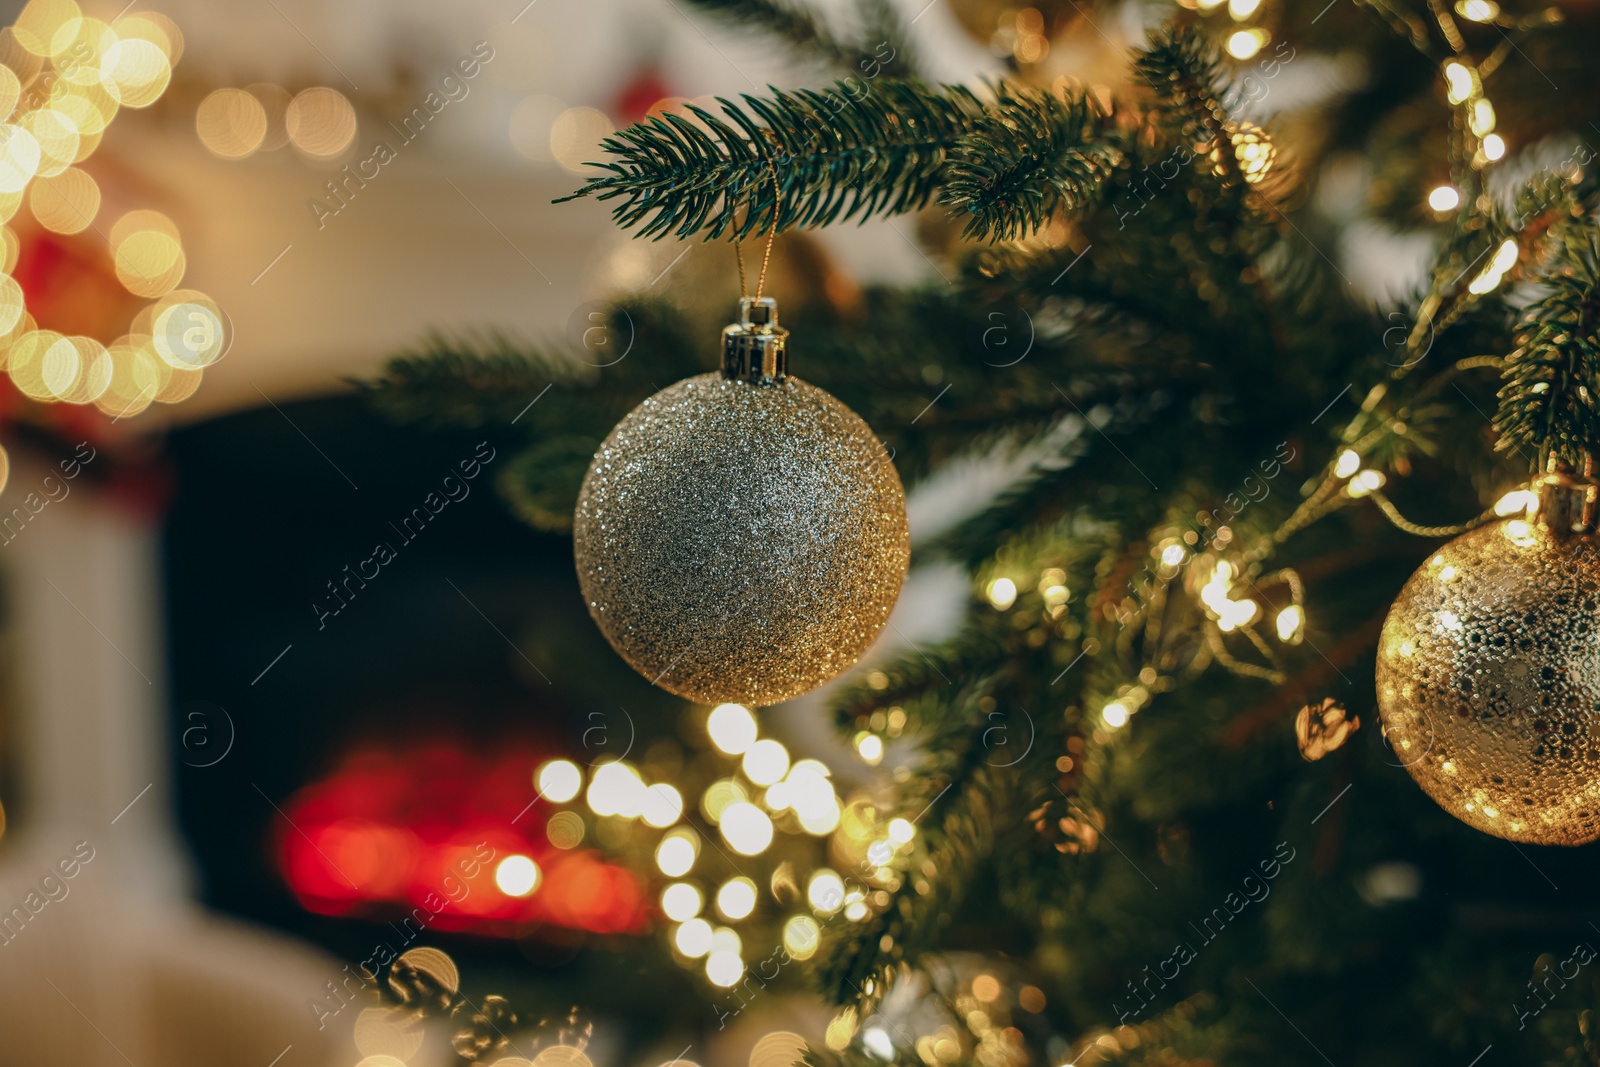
573;299;909;707
1376;494;1600;845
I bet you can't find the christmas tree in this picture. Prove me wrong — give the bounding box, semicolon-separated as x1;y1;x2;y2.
373;1;1600;1063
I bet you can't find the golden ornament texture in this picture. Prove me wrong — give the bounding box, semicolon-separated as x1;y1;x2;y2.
574;373;909;706
1376;518;1600;845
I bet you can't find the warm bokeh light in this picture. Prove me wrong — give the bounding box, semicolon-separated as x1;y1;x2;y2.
674;917;713;957
101;37;171;107
719;801;773;855
808;870;845;912
705;948;744;987
1276;604;1304;642
715;877;757;920
286;86;357;158
641;783;685;828
494;854;541;897
549;106;613;175
152;291;227;368
661;882;702;922
701;778;746;822
13;0;79;57
113;229;184;298
22;108;79;177
537;759;582;802
197;87;267;159
1455;0;1499;19
741;738;790;786
655;829;698;876
248;83;292;151
1226;28;1267;59
1427;185;1460;212
114;11;183;65
986;576;1017;609
782;915;820;959
28;165;97;232
1482;133;1506;161
707;703;758;755
855;733;883;765
586;760;646;818
546;810;585;849
887;818;914;844
1102;701;1130;729
750;1032;807;1067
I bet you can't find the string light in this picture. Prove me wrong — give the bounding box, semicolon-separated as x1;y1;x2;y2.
707;703;758;755
1455;0;1499;19
655;829;698;876
1443;62;1476;105
494;855;541;897
1347;469;1387;498
661;882;703;921
1481;133;1506;161
986;577;1017;610
1494;489;1538;516
1275;604;1305;643
537;759;582;803
715;877;758;920
1427;185;1461;212
1102;701;1130;729
1467;239;1519;294
1225;29;1267;59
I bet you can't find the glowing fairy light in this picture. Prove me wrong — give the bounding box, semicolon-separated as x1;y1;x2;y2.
718;802;774;855
1335;450;1362;478
536;759;582;803
655;829;698;876
1225;29;1266;59
1102;702;1130;729
855;733;884;765
715;877;758;920
1494;489;1538;517
741;739;790;786
1444;62;1475;105
808;870;845;912
1347;469;1386;498
1482;133;1506;161
1469;99;1496;137
494;855;541;897
1427;186;1460;212
986;577;1017;610
1455;0;1498;19
1275;604;1304;643
675;918;713;957
1468;239;1519;295
707;703;758;755
661;882;703;922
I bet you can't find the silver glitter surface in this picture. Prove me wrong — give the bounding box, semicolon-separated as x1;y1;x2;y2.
574;373;910;707
1376;519;1600;845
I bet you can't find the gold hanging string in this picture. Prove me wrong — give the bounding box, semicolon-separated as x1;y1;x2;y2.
756;157;780;301
733;158;782;301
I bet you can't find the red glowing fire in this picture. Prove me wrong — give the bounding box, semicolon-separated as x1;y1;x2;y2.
274;743;647;936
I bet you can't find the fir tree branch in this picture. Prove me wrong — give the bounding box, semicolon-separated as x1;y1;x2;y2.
1495;219;1600;471
1134;27;1242;189
683;0;919;78
557;82;991;240
940;86;1123;241
559;81;1122;242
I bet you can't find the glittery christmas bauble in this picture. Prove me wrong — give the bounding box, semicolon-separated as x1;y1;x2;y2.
1376;498;1600;845
574;299;908;707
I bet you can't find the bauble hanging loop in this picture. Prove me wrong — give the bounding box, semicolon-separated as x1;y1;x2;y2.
1376;471;1600;845
573;298;909;707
